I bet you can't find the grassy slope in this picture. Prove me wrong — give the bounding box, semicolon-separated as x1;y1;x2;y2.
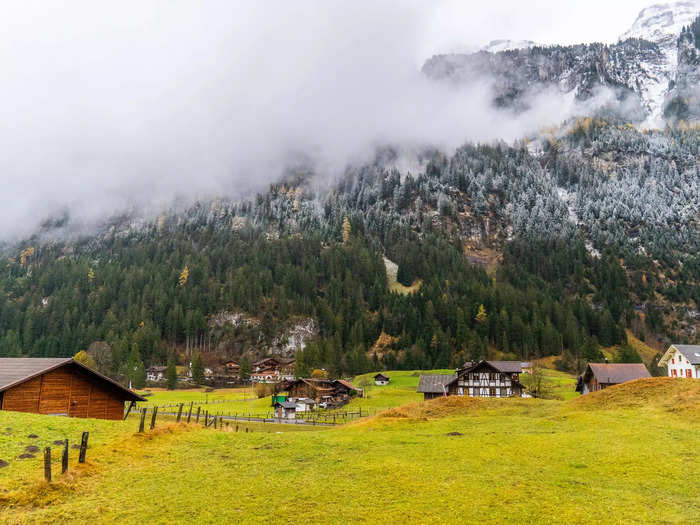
383;257;422;295
2;378;698;524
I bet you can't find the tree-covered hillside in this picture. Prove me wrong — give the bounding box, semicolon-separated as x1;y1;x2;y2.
0;121;697;381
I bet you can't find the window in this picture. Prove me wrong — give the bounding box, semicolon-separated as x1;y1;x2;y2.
490;388;496;397
686;370;692;378
671;358;675;364
672;369;677;377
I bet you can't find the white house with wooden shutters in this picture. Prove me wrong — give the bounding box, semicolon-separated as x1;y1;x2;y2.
658;344;700;378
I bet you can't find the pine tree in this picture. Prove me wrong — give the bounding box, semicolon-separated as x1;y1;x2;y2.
240;355;251;381
166;360;177;390
191;352;205;385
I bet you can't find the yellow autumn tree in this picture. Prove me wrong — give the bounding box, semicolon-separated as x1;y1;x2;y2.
20;247;35;266
87;267;95;281
179;265;190;287
474;304;488;324
342;217;351;243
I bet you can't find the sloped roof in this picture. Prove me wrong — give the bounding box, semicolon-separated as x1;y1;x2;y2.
460;360;523;374
584;363;650;384
334;379;359;391
417;374;456;394
487;361;523;373
374;373;390;380
672;345;700;365
0;358;144;401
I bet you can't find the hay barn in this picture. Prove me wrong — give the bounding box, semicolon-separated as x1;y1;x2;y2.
0;358;144;420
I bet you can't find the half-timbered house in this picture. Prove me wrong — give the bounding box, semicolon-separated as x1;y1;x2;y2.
454;361;525;397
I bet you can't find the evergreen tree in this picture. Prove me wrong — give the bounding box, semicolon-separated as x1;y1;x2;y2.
191;352;205;385
166;360;177;390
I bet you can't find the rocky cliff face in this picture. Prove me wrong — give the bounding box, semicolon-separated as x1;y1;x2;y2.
422;2;700;127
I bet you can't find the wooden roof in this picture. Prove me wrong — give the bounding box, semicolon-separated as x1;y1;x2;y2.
0;358;144;401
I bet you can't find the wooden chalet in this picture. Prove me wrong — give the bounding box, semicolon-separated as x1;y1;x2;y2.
417;360;526;399
251;357;296;383
146;365;167;382
0;358;144;420
374;373;390;386
576;363;651;395
285;378;358;405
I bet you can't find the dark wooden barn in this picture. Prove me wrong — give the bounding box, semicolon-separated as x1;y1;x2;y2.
0;358;144;420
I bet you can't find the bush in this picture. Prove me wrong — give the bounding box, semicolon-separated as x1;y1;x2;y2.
254;383;276;398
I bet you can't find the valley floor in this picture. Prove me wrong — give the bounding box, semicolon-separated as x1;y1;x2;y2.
1;378;698;524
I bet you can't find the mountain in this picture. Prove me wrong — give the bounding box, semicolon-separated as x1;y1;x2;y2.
422;2;700;126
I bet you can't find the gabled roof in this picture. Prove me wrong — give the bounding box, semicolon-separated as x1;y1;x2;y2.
0;358;144;401
459;360;523;374
334;379;359;391
374;373;390;380
583;363;650;384
417;374;456;394
658;344;700;366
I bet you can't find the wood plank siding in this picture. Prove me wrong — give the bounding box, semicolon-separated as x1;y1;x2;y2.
0;358;143;420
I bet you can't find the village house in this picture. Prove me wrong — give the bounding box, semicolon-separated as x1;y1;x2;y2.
146;365;167;382
285;378;359;407
374;373;390;386
251;357;296;383
211;360;241;387
0;358;144;420
576;363;651;394
658;344;700;378
417;361;526;400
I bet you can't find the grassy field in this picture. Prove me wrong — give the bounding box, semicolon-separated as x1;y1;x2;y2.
1;378;698;524
383;257;422;295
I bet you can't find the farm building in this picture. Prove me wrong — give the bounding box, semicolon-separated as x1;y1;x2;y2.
374;373;390;386
576;363;651;394
0;358;144;420
658;344;700;378
273;400;297;419
417;374;456;400
418;361;527;399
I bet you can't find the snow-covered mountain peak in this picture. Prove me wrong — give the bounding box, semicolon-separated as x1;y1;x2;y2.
481;39;537;53
620;1;699;47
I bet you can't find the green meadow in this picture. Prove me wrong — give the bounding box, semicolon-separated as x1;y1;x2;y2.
0;377;698;524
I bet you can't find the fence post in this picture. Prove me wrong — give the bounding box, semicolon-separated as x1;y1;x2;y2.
62;439;69;474
196;406;201;424
187;402;194;423
213;415;217;429
78;432;89;464
177;403;184;423
44;447;52;482
204;410;208;426
139;408;147;433
150;407;158;430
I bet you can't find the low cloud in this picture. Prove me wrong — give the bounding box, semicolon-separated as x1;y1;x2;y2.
0;1;623;240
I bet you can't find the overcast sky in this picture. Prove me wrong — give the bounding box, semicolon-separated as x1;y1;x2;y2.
0;1;677;240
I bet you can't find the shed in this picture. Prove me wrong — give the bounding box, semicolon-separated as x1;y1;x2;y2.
0;358;144;420
274;400;297;419
417;374;456;400
374;373;390;386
